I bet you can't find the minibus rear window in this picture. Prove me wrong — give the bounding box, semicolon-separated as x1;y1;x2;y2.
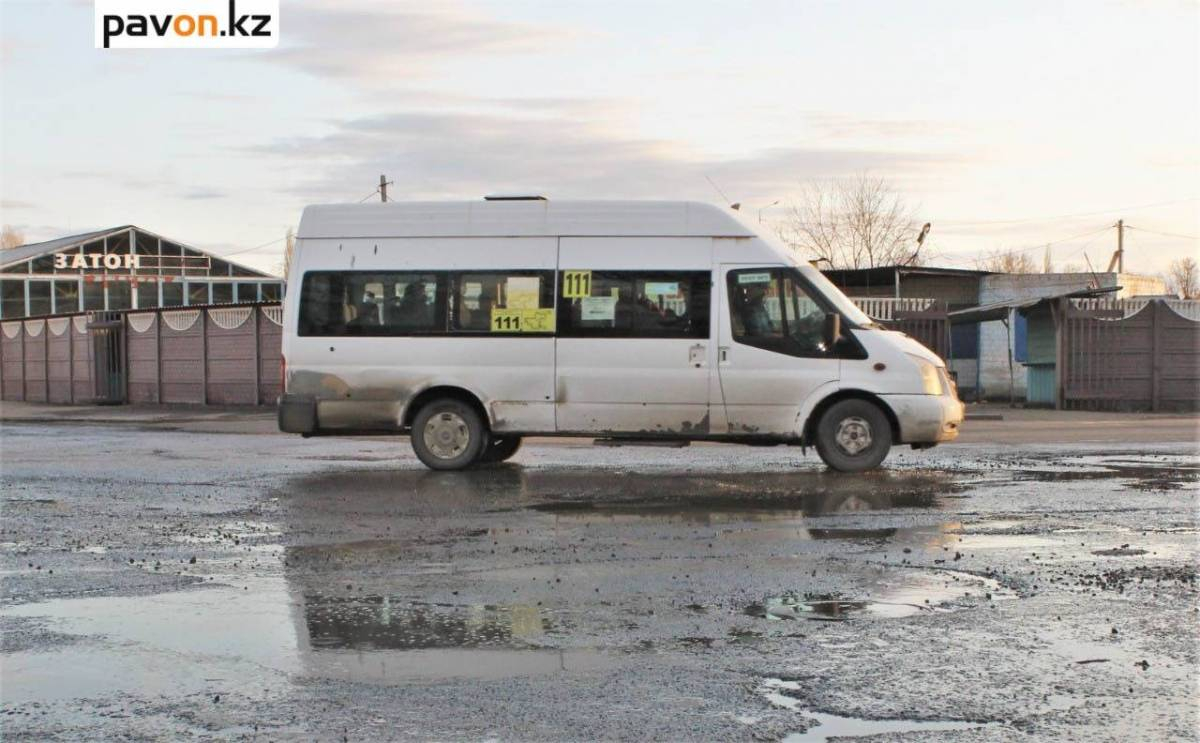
298;271;445;336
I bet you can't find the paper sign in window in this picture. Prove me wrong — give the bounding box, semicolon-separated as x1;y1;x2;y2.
642;281;680;298
491;308;555;333
580;296;618;321
506;276;541;309
737;272;772;284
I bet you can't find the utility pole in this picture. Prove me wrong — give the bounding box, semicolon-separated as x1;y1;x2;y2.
1043;244;1051;273
1106;219;1125;273
379;174;392;203
1116;218;1124;273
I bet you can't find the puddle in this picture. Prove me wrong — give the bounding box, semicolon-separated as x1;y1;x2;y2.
1092;546;1149;557
305;647;616;683
297;593;619;682
760;678;999;740
1014;454;1200;491
1;645;284;705
744;568;1010;621
1;578;617;701
531;487;942;521
172;520;282;546
1041;631;1194;683
534;508;954;548
1;578;300;703
950;533;1060;551
284;468;957;519
303;596;554;650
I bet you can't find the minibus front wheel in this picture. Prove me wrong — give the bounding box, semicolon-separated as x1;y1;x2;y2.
410;398;488;471
813;399;892;473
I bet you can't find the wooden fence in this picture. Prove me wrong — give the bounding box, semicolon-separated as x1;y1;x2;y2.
1060;298;1200;411
1;303;283;406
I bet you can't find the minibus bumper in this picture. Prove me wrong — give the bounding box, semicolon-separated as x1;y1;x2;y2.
882;394;964;445
278;394;318;434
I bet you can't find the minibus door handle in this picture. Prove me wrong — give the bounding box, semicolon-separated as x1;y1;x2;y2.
718;346;730;365
689;343;707;368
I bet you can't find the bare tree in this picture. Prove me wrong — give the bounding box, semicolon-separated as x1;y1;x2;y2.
777;173;925;269
977;247;1038;274
1;225;25;250
282;227;296;278
1166;257;1199;299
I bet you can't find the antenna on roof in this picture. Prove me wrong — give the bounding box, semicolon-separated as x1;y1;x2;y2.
1083;251;1102;290
704;175;739;211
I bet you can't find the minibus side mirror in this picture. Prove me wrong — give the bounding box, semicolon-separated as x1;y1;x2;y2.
822;313;842;347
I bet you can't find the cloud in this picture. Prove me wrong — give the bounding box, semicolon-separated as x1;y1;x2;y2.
804;113;965;142
246;109;957;205
181;188;227;200
266;1;566;84
0;199;36;211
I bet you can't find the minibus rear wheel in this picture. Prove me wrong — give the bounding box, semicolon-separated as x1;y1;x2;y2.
410;398;488;471
814;399;892;473
481;437;523;464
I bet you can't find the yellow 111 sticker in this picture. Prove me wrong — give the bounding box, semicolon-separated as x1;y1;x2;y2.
562;270;592;298
490;308;556;333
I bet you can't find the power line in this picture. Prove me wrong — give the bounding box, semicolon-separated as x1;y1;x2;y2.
1125;226;1198;241
207;182;388;261
217;235;287;258
215;183;382;259
935;198;1198;227
936;224;1115;266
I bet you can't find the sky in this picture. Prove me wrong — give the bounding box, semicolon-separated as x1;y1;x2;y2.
1;0;1197;276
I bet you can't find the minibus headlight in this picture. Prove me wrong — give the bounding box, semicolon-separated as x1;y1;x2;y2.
908;354;944;396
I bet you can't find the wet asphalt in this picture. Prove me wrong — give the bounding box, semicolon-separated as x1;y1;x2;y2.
1;420;1198;741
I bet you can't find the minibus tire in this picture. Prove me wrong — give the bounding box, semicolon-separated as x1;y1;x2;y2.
481;437;523;463
814;399;892;473
410;399;488;471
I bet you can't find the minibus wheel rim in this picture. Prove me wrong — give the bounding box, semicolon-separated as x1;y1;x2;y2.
424;412;471;459
834;416;872;455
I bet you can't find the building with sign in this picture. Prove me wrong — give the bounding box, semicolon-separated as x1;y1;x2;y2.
0;225;284;319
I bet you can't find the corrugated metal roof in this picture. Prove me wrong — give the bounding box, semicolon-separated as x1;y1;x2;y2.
0;225;280;278
823;266;993;288
947;286;1119;323
1;226;133;268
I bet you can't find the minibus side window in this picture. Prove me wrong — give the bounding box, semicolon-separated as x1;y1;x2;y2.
557;270;710;339
727;269;833;358
298;271;445;336
449;271;556;334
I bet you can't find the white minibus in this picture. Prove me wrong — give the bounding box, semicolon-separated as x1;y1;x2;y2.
279;198;963;472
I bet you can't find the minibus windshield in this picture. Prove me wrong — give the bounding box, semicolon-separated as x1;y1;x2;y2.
794;264;877;328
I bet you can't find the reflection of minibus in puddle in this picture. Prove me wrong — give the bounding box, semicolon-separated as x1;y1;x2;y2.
279;198;963;472
287;576;612;682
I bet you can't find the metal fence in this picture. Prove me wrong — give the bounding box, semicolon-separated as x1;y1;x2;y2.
1;303;283;406
851;297;950;359
5;297;961;408
1061;299;1200;411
